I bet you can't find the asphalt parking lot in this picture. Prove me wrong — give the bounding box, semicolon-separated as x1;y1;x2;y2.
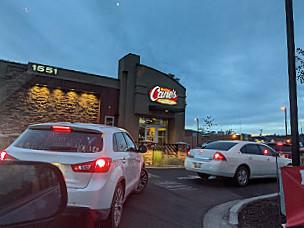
49;168;278;228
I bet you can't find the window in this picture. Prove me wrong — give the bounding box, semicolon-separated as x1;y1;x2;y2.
259;145;276;156
123;133;136;152
105;116;115;126
244;144;262;155
14;129;103;153
204;141;237;151
240;146;247;154
113;132;127;152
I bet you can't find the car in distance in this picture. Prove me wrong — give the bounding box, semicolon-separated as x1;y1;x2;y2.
1;123;148;228
184;140;292;186
267;141;292;159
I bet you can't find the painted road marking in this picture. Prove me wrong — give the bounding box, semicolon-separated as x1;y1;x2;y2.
177;175;217;180
177;175;201;180
152;180;198;191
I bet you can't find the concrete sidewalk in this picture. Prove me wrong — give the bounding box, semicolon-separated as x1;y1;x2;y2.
203;193;278;228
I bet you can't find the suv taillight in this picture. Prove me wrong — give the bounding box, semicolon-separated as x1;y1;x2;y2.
0;151;17;161
213;152;226;161
72;158;112;173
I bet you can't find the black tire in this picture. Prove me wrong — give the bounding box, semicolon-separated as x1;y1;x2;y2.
104;182;124;228
234;166;249;187
197;173;211;180
134;168;148;194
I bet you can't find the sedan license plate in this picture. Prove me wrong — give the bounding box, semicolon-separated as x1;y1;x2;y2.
193;162;201;169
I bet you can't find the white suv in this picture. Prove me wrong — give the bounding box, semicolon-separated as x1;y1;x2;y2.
1;123;148;228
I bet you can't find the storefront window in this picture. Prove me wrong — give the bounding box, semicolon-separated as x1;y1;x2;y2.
139;117;168;144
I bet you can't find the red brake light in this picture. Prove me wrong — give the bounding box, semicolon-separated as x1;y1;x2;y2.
187;150;190;156
0;151;7;161
0;151;16;161
277;142;284;147
213;152;226;161
263;149;269;155
72;158;112;173
52;126;71;132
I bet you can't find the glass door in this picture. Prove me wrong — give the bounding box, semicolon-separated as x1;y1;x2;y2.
146;126;156;143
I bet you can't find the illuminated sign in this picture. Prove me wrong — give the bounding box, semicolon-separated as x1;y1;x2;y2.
28;63;58;76
149;86;178;105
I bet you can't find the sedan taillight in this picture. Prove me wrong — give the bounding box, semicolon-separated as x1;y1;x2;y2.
72;158;112;173
187;150;190;156
213;152;226;161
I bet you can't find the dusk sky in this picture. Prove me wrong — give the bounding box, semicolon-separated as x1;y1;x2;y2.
1;0;304;136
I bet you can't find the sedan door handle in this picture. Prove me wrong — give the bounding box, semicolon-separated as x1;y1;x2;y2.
266;157;270;161
122;157;128;163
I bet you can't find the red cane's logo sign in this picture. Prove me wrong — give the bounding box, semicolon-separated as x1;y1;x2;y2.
149;86;178;105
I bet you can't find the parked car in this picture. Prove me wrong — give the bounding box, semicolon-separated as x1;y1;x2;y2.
267;141;292;159
267;141;304;159
184;140;292;186
1;123;148;228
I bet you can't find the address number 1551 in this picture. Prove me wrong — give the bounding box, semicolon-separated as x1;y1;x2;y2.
32;64;58;75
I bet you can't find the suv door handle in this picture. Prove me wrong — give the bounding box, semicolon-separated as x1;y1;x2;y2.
122;157;128;163
266;157;270;161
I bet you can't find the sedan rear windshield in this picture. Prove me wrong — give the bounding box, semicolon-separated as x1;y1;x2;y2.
203;141;237;151
14;129;103;153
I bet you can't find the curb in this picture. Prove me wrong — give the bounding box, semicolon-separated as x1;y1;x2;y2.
146;165;184;169
228;193;278;225
203;199;241;228
203;193;278;228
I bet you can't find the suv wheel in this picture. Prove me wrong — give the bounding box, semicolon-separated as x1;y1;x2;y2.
104;182;124;228
234;166;249;187
134;168;148;194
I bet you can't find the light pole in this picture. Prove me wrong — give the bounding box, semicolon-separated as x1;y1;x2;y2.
194;118;199;147
281;106;288;137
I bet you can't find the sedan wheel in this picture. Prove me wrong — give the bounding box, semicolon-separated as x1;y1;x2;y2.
197;173;210;180
234;167;249;187
134;168;148;194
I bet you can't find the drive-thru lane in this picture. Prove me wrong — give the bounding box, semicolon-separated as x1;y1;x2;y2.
120;168;278;228
49;168;278;228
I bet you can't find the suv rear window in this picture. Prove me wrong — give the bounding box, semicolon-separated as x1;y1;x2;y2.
203;141;237;151
14;129;103;153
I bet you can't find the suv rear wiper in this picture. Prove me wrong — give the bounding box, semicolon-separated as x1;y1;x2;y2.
49;146;78;152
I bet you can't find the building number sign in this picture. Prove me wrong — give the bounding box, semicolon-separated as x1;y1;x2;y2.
31;64;58;75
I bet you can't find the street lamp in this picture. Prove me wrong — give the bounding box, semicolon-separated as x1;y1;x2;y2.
194;118;199;147
281;106;288;136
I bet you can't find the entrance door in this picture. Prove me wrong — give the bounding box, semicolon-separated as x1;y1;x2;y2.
139;117;168;144
145;126;167;144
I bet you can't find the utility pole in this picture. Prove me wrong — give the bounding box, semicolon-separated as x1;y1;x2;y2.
194;118;199;147
285;0;300;166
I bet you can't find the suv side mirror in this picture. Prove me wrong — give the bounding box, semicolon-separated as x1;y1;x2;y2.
137;145;147;153
0;161;67;228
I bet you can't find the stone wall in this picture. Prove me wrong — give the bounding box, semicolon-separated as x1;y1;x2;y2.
0;67;100;150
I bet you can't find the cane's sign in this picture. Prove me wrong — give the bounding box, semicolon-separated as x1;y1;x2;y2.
149;86;178;105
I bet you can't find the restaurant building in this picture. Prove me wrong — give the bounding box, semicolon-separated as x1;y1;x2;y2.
0;53;186;149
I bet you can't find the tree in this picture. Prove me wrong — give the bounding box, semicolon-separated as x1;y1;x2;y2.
202;116;217;134
296;48;304;83
225;129;234;135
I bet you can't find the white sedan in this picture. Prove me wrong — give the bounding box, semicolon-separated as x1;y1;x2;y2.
184;140;292;186
1;123;148;228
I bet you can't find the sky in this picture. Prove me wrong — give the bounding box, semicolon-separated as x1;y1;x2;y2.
1;0;304;136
